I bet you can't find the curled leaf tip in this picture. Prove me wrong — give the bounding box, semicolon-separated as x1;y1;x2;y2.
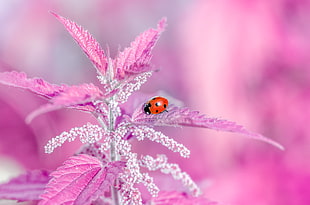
157;17;167;31
255;134;285;151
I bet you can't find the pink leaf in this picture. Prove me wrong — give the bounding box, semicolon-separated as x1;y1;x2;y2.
26;83;104;122
114;18;166;79
0;170;51;201
51;83;104;106
0;71;66;98
39;154;125;205
51;12;107;75
148;191;217;205
132;105;284;150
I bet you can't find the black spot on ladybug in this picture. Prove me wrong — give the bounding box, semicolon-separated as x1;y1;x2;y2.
156;110;159;113
163;104;167;108
155;102;160;107
152;97;157;100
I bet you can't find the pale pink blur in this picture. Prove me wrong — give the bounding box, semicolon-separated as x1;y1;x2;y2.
0;1;309;204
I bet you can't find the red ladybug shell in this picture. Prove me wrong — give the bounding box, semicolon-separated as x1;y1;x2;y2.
143;96;168;115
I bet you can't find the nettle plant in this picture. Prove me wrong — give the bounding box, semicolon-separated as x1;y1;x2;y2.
0;12;283;205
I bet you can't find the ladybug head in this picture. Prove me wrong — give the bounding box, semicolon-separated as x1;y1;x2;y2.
143;103;151;115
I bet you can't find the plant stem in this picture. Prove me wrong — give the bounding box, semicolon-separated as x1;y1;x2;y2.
110;140;120;205
108;99;120;205
95;97;121;205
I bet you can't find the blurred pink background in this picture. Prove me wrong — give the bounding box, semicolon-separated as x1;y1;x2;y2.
1;0;310;204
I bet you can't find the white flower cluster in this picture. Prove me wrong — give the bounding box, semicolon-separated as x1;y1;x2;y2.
98;123;156;205
44;123;105;154
132;126;190;158
140;154;201;196
96;122;197;205
117;71;153;103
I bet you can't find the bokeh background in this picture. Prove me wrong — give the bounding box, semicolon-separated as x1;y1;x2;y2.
1;0;310;204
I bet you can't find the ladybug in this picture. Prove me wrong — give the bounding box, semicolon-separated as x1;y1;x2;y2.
143;96;168;115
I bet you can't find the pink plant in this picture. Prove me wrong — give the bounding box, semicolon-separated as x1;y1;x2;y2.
0;12;283;205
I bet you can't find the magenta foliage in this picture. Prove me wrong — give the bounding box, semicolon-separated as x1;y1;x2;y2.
39;154;125;205
0;71;105;123
132;104;284;150
26;83;105;122
51;12;108;75
114;18;166;79
0;170;51;201
49;84;104;106
0;71;66;99
52;12;165;81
